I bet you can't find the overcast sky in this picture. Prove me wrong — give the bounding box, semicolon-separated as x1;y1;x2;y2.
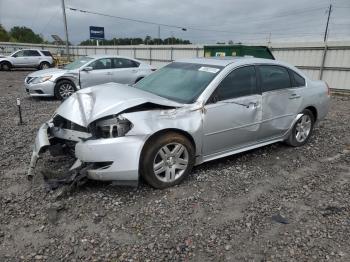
0;0;349;44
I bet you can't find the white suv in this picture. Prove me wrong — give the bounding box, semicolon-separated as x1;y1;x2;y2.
0;49;54;70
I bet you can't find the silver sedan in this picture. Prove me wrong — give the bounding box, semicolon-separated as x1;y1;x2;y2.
29;57;330;189
24;55;154;99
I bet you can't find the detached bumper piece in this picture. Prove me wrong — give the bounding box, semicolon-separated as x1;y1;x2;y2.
27;123;51;180
43;162;92;195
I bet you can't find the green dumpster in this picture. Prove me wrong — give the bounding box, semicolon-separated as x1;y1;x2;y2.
204;45;275;59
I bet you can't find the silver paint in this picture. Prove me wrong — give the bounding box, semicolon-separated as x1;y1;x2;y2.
29;57;330;185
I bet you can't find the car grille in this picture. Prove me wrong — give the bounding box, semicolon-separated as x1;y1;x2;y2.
52;115;89;133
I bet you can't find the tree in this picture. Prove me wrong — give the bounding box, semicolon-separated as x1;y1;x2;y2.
9;26;44;43
0;24;10;41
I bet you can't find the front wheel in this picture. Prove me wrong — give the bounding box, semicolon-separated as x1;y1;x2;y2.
54;80;76;100
286;109;315;147
1;61;12;71
140;132;195;189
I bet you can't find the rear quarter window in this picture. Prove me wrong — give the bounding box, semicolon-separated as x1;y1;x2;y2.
41;51;53;57
290;70;306;87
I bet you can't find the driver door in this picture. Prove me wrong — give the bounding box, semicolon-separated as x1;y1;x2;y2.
11;50;27;66
202;66;262;158
80;58;113;88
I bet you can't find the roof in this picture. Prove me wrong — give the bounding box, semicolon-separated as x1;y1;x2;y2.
176;56;290;68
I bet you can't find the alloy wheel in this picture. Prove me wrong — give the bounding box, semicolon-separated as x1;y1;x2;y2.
59;83;75;99
153;143;189;182
295;115;312;143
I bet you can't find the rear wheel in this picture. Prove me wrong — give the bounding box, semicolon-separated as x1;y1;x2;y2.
1;61;11;71
54;80;76;100
286;109;315;147
140;132;195;189
39;62;50;70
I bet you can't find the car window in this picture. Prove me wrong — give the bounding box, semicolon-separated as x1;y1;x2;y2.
216;66;257;101
90;58;112;70
135;62;223;103
23;50;39;57
259;65;291;92
28;50;41;56
12;50;24;57
291;70;305;87
64;57;93;70
41;51;52;57
112;58;139;68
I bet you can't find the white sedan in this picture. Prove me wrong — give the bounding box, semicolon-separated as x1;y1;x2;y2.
24;55;155;99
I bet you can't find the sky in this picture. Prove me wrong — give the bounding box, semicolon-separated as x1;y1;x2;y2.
0;0;349;44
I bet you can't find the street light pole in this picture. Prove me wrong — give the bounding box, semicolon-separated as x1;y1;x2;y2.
61;0;70;61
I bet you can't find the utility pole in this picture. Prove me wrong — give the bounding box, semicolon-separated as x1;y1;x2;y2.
323;4;332;42
320;4;332;80
158;25;161;45
61;0;70;61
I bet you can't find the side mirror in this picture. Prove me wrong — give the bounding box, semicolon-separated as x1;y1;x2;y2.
82;66;93;72
207;94;219;104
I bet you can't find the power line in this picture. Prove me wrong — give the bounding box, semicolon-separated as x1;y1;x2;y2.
67;7;187;31
67;5;327;36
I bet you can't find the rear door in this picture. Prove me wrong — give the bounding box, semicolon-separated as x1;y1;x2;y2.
110;58;140;84
202;65;262;157
25;50;42;66
258;65;303;140
80;58;113;88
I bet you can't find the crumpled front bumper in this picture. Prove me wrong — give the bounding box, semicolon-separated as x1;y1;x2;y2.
75;135;146;184
27;123;51;179
28;122;146;186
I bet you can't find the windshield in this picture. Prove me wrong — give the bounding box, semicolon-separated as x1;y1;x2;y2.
134;62;223;103
64;57;93;70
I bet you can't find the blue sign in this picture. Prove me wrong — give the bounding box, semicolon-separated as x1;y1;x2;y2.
89;26;105;40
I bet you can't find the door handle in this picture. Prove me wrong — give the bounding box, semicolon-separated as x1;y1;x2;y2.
248;102;259;109
289;94;301;99
131;69;137;73
106;72;112;75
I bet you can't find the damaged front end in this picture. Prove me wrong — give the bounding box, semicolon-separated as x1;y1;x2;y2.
27;114;91;181
27;83;188;188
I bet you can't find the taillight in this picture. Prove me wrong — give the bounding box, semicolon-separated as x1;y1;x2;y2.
325;82;331;96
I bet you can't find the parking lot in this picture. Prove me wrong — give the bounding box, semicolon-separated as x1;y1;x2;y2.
0;70;349;261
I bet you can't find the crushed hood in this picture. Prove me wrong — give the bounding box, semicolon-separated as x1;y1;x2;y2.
55;82;183;127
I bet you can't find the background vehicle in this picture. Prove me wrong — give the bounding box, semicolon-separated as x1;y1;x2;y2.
204;45;275;59
24;55;154;99
29;57;330;189
0;49;54;70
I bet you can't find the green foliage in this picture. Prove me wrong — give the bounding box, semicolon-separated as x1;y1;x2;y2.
79;35;191;46
9;26;44;43
0;25;45;43
0;24;10;41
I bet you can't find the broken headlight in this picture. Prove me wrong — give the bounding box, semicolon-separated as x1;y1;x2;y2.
90;115;132;139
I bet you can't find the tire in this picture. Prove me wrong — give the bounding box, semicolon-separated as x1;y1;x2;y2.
286;109;315;147
54;80;76;100
39;62;50;70
140;132;195;189
1;61;12;71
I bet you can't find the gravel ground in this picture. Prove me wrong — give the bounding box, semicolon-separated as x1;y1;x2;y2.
0;70;349;261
